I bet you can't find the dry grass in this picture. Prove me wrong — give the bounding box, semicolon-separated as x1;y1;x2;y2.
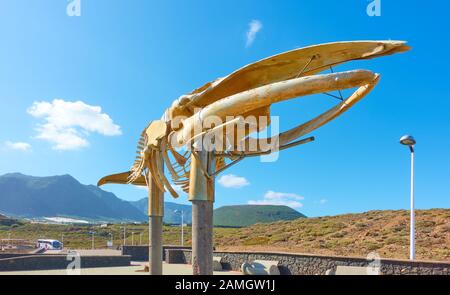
213;209;450;262
1;209;449;262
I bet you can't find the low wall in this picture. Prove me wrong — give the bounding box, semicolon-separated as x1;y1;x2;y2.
121;246;148;261
0;253;35;259
0;254;131;272
172;250;450;275
121;245;192;261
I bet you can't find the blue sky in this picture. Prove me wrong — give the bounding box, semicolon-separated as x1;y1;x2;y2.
0;0;449;217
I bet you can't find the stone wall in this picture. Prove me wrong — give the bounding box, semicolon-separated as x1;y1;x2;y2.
121;245;148;261
172;250;450;275
121;245;192;261
0;254;131;272
166;248;188;264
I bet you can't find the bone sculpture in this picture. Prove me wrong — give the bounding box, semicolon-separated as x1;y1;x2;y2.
97;40;410;274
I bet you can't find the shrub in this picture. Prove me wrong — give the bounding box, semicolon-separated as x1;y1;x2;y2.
242;236;269;246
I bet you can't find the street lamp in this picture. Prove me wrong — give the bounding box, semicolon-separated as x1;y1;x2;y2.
400;135;416;260
89;231;96;250
122;226;126;246
174;210;184;246
109;232;113;248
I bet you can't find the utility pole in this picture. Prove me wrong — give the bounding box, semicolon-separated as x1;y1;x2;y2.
181;210;184;246
123;226;126;246
90;231;95;250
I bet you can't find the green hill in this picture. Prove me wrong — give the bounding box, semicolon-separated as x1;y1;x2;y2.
213;205;306;227
130;200;305;227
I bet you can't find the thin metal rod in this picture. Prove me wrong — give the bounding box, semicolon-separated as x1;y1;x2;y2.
330;66;344;100
410;146;415;260
242;136;315;157
279;136;315;151
295;55;316;78
323;92;344;101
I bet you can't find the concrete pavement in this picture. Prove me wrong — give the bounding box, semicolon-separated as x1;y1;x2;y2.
0;262;241;275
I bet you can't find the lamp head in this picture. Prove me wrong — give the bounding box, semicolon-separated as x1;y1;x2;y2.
400;135;416;146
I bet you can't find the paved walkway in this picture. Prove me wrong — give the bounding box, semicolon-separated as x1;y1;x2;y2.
0;262;241;275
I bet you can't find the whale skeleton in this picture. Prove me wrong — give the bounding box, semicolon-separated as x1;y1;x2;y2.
98;40;410;202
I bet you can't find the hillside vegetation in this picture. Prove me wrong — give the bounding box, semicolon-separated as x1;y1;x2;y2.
214;205;305;227
130;200;304;227
214;209;450;261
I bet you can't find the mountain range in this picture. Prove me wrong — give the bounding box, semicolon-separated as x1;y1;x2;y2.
0;173;306;226
129;198;192;224
0;173;146;222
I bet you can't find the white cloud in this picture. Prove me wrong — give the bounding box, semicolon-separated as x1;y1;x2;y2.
245;20;262;47
218;174;250;189
4;141;32;152
319;199;328;205
172;183;185;194
27;99;122;150
248;190;304;209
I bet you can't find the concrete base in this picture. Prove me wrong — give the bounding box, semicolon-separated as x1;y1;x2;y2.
191;200;214;275
149;216;163;275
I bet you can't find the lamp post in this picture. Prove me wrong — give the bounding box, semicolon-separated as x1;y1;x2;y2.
89;231;95;250
109;233;113;248
400;135;416;261
123;226;126;246
175;210;184;246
